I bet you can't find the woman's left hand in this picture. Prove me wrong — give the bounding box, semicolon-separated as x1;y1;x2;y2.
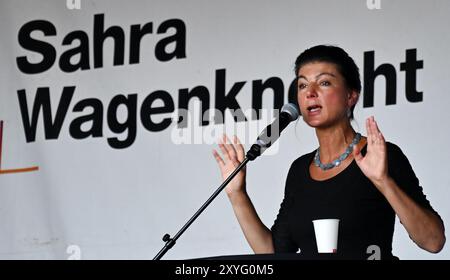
353;116;390;190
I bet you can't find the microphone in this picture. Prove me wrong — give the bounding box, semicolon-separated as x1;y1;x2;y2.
246;103;299;160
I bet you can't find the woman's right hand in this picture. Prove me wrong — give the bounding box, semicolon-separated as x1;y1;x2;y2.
212;134;246;197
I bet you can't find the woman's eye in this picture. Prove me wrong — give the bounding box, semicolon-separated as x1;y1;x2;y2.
320;81;331;86
298;83;307;90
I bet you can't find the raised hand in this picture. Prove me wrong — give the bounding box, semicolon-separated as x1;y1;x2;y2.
212;134;246;196
353;116;389;189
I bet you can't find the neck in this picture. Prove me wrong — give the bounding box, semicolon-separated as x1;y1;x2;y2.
315;120;356;163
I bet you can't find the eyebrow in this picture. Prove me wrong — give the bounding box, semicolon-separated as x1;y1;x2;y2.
298;72;337;80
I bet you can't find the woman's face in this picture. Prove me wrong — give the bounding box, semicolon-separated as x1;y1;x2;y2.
297;62;357;128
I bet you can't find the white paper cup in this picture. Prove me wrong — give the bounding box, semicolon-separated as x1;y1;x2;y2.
312;219;340;253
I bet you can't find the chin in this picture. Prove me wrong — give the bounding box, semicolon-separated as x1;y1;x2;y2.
303;118;323;128
304;117;336;129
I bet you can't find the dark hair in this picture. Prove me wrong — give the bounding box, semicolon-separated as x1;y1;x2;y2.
293;45;361;120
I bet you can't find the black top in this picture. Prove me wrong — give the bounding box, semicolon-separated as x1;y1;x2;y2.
271;142;441;259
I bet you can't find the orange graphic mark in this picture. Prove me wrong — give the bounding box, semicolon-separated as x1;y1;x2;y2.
0;120;2;169
0;120;39;175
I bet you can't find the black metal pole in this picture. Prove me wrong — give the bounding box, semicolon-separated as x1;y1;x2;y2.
153;157;251;260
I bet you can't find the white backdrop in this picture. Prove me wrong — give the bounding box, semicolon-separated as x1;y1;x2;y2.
0;0;449;259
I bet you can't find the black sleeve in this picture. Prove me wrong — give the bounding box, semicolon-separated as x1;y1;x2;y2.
270;161;298;253
387;142;442;220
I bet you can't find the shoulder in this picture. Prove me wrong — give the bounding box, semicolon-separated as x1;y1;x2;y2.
385;141;402;152
385;141;409;162
361;140;411;170
283;150;315;194
290;150;316;169
285;150;315;179
384;141;418;179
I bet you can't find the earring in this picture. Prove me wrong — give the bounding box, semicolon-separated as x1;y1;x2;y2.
347;108;351;118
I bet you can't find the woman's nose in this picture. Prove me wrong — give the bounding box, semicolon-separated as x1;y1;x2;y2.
306;84;318;99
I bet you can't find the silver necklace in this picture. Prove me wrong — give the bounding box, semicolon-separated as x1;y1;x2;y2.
314;133;361;171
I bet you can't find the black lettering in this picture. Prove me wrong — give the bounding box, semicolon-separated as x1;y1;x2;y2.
141;90;174;132
94;13;125;68
288;77;301;113
107;94;137;149
155;19;186;61
215;69;246;123
252;77;284;119
17;86;74;142
69;98;103;139
60;31;90;72
178;86;210;128
129;22;153;64
363;51;397;107
16;20;57;74
400;49;423;102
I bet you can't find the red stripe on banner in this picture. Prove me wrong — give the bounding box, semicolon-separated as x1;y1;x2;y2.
0;166;39;174
0;120;3;169
0;121;39;175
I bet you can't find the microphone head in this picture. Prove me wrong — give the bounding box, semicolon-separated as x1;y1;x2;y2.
281;103;300;121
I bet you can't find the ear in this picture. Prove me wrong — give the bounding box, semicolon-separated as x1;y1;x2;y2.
347;90;359;107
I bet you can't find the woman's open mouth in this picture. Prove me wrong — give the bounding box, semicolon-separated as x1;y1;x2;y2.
307;104;322;116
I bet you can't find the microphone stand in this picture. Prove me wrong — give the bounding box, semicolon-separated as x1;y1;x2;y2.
153;144;263;260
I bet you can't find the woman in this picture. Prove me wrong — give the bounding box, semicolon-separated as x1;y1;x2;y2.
212;45;445;259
